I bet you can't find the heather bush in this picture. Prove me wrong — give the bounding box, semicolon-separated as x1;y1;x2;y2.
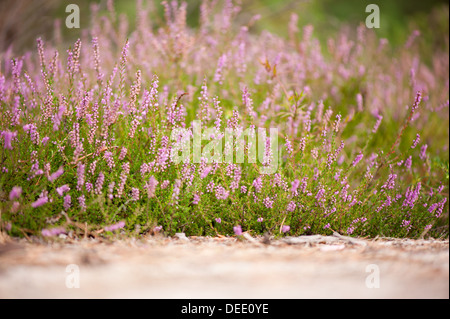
0;0;448;239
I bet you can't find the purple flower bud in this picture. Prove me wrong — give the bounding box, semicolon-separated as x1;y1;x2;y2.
411;134;420;149
2;130;17;150
31;196;48;208
404;156;412;169
286;201;296;212
252;177;263;193
129;188;139;202
104;221;126;232
48;166;64;182
56;184;70;197
193;193;201;205
281;225;290;233
352;152;364;167
145;176;158;198
291;179;300;195
9;186;22;201
263;196;274;209
200;165;213;179
154;225;163;233
63;195;71;211
233;225;243;236
41;227;66;237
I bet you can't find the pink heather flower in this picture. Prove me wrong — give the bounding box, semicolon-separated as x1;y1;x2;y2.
233;225;243;236
116;162;130;198
430;198;447;218
78;195;86;211
214;53;227;84
140;163;149;177
9;186;22;201
281;225;290;233
85;182;93;193
95;172;105;195
56;185;70;197
104;221;126;232
405;30;420;48
411;134;420;149
48;166;64;182
323;223;330;229
131;188;140;201
5;222;12;231
300;178;308;193
2;130;17;150
92;36;103;82
41;136;50;145
172;179;182;205
333;114;342;133
291;179;300;196
401;220;412;231
263;196;274;209
215;185;230;200
347;226;355;235
381;174;397;190
31;196;48;208
356;93;363;111
257;217;264;222
242;86;256;118
108;182;115;199
206;181;215;193
316;188;325;201
63;195;71;210
200;165;213;179
161;180;170;189
252;177;263;193
285;137;293;156
88;160;97;176
41;227;66;237
240;186;247;194
23;124;40;145
155;147;170;172
145;176;158;198
403;182;421;209
213;97;223;130
352;152;364;166
404;156;412;169
420;144;428;161
286;201;296;212
154;225;163;233
411;91;422;113
372;115;383;133
193;193;201;205
424;224;432;231
118;147;128;160
299;137;306;152
104;151;115;169
76;162;85;191
215;218;222;224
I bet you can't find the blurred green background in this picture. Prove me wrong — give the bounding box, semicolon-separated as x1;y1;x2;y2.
1;0;448;54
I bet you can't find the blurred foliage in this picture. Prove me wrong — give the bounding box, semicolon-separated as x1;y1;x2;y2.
1;0;448;54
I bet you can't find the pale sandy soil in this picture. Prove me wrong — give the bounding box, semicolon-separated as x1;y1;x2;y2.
0;233;448;299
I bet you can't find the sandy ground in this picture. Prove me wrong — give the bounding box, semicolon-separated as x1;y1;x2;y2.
0;233;448;299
